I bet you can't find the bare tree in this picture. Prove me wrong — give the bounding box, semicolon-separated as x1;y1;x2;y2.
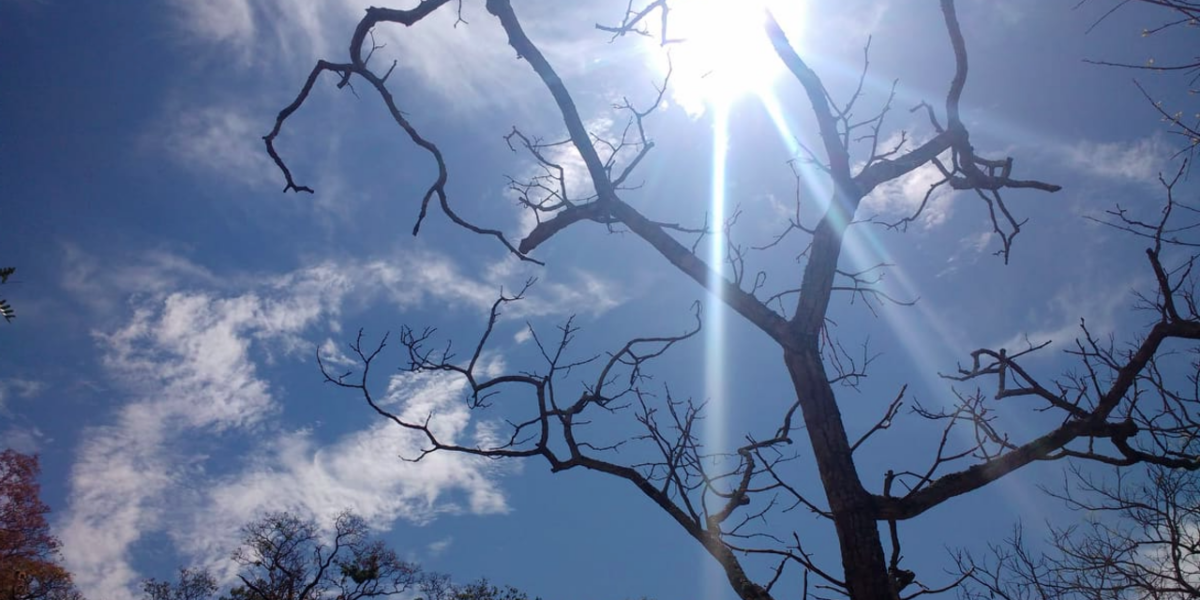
1083;0;1200;155
421;579;538;600
228;511;420;600
140;511;549;600
143;569;219;600
264;2;1200;600
956;464;1200;600
142;512;540;600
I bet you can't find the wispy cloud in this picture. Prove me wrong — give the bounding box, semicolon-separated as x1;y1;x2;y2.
60;244;223;317
0;377;43;413
937;231;995;278
860;149;956;228
165;0;599;113
992;276;1142;355
0;427;44;454
159;105;278;189
169;0;255;50
166;0;350;68
60;268;333;599
177;372;508;575
0;378;48;452
427;536;453;558
56;246;623;600
804;0;889;53
1060;136;1173;184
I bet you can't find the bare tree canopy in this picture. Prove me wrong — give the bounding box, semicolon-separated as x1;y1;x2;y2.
142;511;543;600
228;511;419;600
264;2;1200;600
1082;0;1199;154
958;464;1200;600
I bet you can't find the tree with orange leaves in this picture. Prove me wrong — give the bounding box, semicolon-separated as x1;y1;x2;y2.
0;449;80;600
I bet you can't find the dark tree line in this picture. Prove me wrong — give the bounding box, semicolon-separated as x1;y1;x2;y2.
143;511;540;600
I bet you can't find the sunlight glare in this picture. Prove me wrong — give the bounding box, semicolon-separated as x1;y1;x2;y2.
651;0;806;112
704;103;730;455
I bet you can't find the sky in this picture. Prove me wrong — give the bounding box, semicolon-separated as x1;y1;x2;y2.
0;1;1197;599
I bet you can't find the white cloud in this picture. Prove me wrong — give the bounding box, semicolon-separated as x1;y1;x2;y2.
993;277;1141;355
505;116;614;238
170;0;255;49
191;370;507;517
60;244;223;317
937;231;996;278
0;379;48;452
60;271;330;599
1061;136;1172;184
0;426;44;453
860;151;956;229
179;379;508;572
317;337;358;368
57;246;623;600
370;5;537;113
58;262;475;600
165;0;592;112
804;0;889;53
162;105;278;189
167;0;350;68
513;327;533;344
0;377;43;413
427;536;453;558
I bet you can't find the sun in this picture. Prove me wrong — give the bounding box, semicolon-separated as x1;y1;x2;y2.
649;0;806;112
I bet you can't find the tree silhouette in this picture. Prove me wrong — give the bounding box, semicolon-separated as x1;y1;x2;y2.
1084;0;1199;155
1;267;16;324
227;511;419;600
957;464;1200;600
144;512;539;600
267;1;1200;599
143;569;218;600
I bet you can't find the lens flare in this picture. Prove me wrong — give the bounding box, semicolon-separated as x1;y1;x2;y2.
645;0;807;113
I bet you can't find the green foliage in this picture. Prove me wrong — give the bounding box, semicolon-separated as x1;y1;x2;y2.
338;556;381;586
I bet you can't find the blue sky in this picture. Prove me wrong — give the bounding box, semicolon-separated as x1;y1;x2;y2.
1;0;1197;599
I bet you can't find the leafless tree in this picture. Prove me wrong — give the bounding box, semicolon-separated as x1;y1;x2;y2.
1083;0;1199;155
143;569;219;600
229;511;420;600
264;2;1200;600
956;464;1200;600
142;512;540;600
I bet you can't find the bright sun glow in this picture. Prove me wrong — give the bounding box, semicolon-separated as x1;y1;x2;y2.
651;0;806;112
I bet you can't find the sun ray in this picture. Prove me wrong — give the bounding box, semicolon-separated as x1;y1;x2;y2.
705;102;731;455
702;99;732;600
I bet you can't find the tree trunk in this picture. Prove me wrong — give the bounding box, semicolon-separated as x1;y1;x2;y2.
785;345;894;600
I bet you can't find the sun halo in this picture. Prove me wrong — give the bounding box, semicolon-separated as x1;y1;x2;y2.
649;0;805;112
